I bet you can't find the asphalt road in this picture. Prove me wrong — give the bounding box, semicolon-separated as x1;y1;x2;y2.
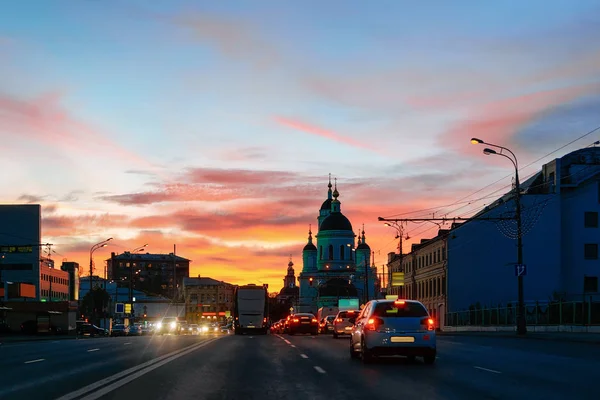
0;332;598;400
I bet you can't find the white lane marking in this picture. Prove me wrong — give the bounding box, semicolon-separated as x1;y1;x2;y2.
300;354;308;359
123;342;131;345
314;366;326;374
290;344;296;348
474;366;501;374
248;336;254;339
283;339;291;344
87;348;100;352
55;338;221;400
24;359;45;364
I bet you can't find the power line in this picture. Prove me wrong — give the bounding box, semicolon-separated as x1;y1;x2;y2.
383;128;600;220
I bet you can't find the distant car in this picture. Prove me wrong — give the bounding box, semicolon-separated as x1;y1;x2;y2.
320;315;336;334
349;299;436;364
155;318;181;335
220;323;232;334
332;310;359;338
111;324;129;337
287;313;319;335
128;324;142;336
188;324;200;335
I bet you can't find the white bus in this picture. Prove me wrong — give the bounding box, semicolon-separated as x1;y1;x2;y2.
233;284;268;335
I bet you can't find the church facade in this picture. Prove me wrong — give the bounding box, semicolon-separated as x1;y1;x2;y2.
297;177;376;314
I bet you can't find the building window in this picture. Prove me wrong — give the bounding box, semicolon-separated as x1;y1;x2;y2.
328;245;334;260
585;212;598;228
584;244;598;260
584;276;598;293
340;245;345;260
319;246;323;260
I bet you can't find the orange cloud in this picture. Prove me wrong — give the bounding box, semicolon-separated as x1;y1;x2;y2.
274;116;389;156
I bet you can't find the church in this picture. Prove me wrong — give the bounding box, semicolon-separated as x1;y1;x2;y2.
295;176;376;314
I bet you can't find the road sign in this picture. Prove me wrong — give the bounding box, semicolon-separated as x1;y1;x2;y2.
289;307;294;312
125;303;132;314
115;303;125;313
514;264;527;277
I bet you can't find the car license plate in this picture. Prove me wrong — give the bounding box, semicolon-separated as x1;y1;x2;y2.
301;321;309;324
344;327;352;330
248;325;255;328
391;336;415;343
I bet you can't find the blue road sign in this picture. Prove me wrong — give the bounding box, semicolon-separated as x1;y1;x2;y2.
514;264;527;277
115;303;125;313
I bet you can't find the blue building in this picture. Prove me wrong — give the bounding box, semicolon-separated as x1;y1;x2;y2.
298;177;376;314
447;147;600;312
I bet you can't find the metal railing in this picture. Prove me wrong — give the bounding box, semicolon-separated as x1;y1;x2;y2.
446;300;600;326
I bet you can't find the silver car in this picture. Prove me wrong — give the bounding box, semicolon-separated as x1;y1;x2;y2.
349;299;436;364
332;310;359;338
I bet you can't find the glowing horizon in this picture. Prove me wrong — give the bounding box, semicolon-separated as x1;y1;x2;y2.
2;1;600;292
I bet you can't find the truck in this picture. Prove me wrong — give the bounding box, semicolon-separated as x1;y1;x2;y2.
317;306;339;322
233;284;268;335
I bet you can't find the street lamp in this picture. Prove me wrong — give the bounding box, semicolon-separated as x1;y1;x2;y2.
127;244;148;305
471;137;526;335
89;238;113;324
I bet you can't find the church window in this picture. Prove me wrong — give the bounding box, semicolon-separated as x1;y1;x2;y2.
328;245;334;260
340;245;345;260
319;246;323;260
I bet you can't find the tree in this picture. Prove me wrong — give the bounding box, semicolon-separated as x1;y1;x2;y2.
81;288;110;321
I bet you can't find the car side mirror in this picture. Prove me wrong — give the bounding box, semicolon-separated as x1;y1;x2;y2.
349;317;356;324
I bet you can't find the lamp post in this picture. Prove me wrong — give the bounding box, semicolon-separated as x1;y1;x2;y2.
384;221;404;295
128;244;148;306
89;238;113;324
471;137;526;335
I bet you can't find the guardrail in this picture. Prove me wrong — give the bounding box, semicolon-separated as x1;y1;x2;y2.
446;300;600;327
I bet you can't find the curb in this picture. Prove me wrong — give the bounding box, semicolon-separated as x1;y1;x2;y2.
0;335;77;344
438;332;600;345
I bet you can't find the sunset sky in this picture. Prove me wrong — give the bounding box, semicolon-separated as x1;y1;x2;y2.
2;1;600;292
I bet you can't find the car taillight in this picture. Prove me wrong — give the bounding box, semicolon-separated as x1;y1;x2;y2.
292;318;299;323
336;318;343;322
263;318;267;323
421;317;435;331
311;318;317;323
365;317;384;331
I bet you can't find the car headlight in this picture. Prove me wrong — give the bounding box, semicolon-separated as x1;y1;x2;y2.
170;321;177;329
156;322;162;329
214;327;219;332
202;326;208;332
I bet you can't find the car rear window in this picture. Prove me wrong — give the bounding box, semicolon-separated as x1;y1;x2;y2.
372;302;428;318
338;311;358;319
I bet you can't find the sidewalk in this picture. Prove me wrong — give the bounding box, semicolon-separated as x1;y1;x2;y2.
438;330;600;344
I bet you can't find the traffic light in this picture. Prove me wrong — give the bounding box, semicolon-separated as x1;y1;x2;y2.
309;277;313;286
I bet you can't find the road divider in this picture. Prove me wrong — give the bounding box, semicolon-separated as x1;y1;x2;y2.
55;337;221;400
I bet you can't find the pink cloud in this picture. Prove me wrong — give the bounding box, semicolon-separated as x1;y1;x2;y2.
274;116;389;156
0;92;151;168
438;83;600;154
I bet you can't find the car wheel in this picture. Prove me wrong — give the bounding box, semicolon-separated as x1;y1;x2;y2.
423;354;436;365
361;338;374;364
332;332;338;339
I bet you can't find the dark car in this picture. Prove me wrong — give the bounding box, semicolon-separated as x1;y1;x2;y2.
128;324;142;336
78;323;108;337
111;324;129;337
287;313;319;335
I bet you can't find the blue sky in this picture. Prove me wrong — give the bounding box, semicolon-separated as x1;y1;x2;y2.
1;0;599;288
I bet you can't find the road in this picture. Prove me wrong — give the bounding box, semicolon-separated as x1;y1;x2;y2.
0;332;598;400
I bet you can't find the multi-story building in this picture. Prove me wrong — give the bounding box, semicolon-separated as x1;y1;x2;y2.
0;204;43;300
106;252;190;299
182;277;235;323
60;261;80;301
401;230;449;328
447;146;600;313
39;258;70;302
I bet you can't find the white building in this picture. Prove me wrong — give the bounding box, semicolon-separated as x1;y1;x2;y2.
447;147;600;313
